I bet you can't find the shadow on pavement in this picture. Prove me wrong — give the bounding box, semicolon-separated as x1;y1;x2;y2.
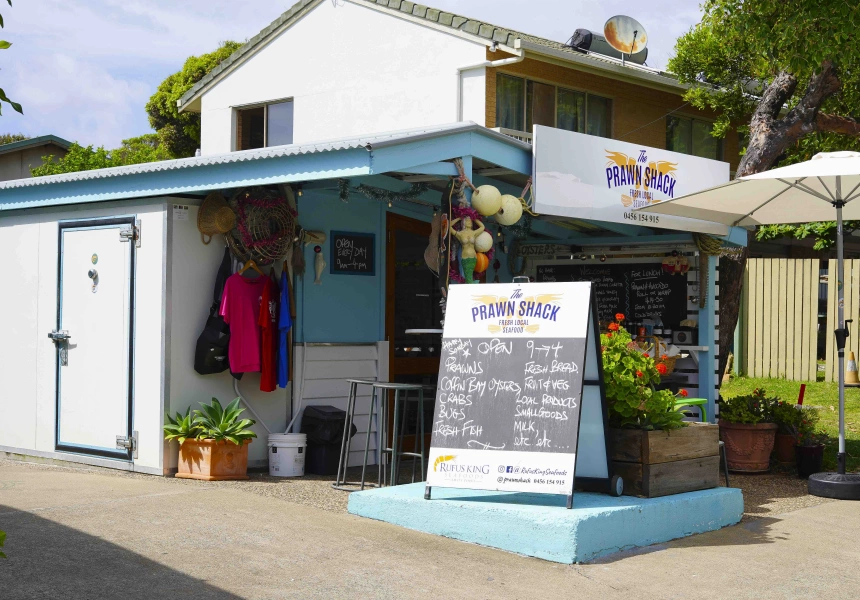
0;506;242;599
586;516;783;564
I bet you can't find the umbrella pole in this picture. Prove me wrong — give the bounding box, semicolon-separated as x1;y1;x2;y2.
836;199;847;475
809;178;860;499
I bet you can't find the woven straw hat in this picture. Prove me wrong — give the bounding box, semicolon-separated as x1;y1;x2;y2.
197;192;236;244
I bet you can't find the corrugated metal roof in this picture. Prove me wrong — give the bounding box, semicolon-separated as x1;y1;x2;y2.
0;122;525;191
178;0;681;110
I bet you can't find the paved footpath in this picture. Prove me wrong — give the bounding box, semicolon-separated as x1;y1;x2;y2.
1;459;859;599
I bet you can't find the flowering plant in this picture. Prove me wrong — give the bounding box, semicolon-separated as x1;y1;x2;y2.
601;315;685;431
784;405;824;446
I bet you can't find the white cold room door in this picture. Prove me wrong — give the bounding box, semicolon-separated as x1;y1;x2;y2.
55;218;135;459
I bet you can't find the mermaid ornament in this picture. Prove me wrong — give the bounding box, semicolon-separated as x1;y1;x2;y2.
449;216;485;284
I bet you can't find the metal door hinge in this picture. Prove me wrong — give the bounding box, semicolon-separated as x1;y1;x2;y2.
119;220;141;247
116;430;139;459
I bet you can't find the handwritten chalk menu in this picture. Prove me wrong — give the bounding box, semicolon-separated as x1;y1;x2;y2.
426;282;608;499
535;263;687;328
330;231;375;276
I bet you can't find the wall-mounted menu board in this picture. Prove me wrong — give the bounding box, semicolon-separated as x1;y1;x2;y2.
534;263;688;328
425;281;612;503
330;231;375;276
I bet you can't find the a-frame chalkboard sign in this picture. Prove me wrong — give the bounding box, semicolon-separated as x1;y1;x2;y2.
424;282;621;509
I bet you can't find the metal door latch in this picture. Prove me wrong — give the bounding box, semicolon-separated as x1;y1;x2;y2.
116;430;139;459
48;330;71;366
119;220;141;247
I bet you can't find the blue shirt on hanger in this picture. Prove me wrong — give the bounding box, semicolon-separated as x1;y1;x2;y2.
277;270;293;388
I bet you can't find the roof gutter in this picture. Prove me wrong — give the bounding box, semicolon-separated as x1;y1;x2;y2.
517;39;689;95
456;39;524;121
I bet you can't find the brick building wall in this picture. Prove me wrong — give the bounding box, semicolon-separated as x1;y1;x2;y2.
485;54;741;173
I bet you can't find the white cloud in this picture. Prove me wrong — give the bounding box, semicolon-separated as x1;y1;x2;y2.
0;0;703;148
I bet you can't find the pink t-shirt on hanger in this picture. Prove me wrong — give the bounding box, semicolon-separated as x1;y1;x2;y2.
220;273;269;373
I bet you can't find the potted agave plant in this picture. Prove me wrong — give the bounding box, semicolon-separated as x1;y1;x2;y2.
164;398;257;481
719;388;778;472
603;315;720;497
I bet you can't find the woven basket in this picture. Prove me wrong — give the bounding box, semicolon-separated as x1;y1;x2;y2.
198;192;236;244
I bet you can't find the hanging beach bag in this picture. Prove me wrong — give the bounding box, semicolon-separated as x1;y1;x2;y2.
194;248;232;375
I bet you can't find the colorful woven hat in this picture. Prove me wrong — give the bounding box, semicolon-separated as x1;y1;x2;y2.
197;191;236;244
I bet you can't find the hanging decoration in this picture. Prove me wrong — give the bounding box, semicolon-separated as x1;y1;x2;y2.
448;203;495;285
226;187;296;265
474;252;489;274
662;250;690;275
313;245;326;285
353;182;430;206
495;194;524;226
474;230;494;253
472;184;502;216
338;179;351;203
197;191;236;245
693;233;744;308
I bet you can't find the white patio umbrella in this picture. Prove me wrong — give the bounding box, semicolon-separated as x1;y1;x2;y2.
638;151;860;499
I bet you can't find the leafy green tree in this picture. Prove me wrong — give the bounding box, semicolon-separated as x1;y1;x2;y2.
0;0;22;115
0;132;27;144
31;134;173;176
146;41;242;157
669;0;860;376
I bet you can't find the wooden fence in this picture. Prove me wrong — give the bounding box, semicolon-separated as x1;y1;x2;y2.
824;259;860;382
740;259;819;381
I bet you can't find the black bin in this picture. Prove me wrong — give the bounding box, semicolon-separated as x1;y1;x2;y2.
300;405;356;476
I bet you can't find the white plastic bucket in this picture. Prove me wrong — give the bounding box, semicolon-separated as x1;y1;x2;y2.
268;433;306;477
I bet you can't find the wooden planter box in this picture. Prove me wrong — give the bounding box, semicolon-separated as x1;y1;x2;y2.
176;439;251;481
610;423;720;498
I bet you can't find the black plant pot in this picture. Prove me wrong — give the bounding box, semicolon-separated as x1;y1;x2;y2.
795;444;825;479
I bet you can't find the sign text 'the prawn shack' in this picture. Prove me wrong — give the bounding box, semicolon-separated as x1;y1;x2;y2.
532;126;731;236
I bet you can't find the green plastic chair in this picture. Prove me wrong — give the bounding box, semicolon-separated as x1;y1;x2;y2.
674;398;708;422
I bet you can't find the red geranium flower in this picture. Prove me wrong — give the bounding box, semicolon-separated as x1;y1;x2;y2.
643;353;650;358
636;370;644;378
608;322;619;332
615;313;625;321
606;333;613;338
679;389;689;398
661;354;669;360
656;363;668;375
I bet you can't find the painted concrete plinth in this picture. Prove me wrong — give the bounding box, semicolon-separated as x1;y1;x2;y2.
348;483;743;563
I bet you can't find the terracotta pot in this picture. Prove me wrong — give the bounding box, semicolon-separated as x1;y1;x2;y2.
176;439;251;481
719;422;778;473
795;444;825;479
774;433;797;464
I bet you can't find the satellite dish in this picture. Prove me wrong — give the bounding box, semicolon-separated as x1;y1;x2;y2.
603;15;648;56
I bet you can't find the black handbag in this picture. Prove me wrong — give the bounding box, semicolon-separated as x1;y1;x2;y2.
194;248;232;375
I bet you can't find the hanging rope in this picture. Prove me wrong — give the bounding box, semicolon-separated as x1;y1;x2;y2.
452;158;477;207
694;233;745;308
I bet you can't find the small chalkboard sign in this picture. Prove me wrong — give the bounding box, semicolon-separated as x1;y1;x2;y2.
535;262;687;328
330;231;375;276
425;282;617;507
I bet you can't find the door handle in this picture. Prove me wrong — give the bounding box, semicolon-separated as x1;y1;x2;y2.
48;330;71;341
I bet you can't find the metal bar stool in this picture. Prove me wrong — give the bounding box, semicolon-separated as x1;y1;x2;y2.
371;382;428;487
332;378;377;492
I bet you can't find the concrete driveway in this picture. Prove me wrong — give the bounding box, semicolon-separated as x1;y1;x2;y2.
1;458;859;599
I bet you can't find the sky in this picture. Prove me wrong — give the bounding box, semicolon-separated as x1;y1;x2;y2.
0;0;704;149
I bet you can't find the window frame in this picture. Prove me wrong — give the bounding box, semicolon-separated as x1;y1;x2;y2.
234;97;294;151
495;72;614;138
666;114;724;161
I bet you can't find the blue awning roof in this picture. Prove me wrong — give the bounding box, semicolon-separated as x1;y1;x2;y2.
0;122;532;212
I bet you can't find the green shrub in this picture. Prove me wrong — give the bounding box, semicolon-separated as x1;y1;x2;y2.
719;388;778;424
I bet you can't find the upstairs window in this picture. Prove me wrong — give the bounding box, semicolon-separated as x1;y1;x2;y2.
495;74;612;139
666;116;722;160
236;99;294;151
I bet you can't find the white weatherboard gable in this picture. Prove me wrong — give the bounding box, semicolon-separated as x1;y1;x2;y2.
199;0;488;154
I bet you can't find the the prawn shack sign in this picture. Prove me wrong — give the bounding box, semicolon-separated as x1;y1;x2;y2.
425;282;612;506
532;125;731;236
